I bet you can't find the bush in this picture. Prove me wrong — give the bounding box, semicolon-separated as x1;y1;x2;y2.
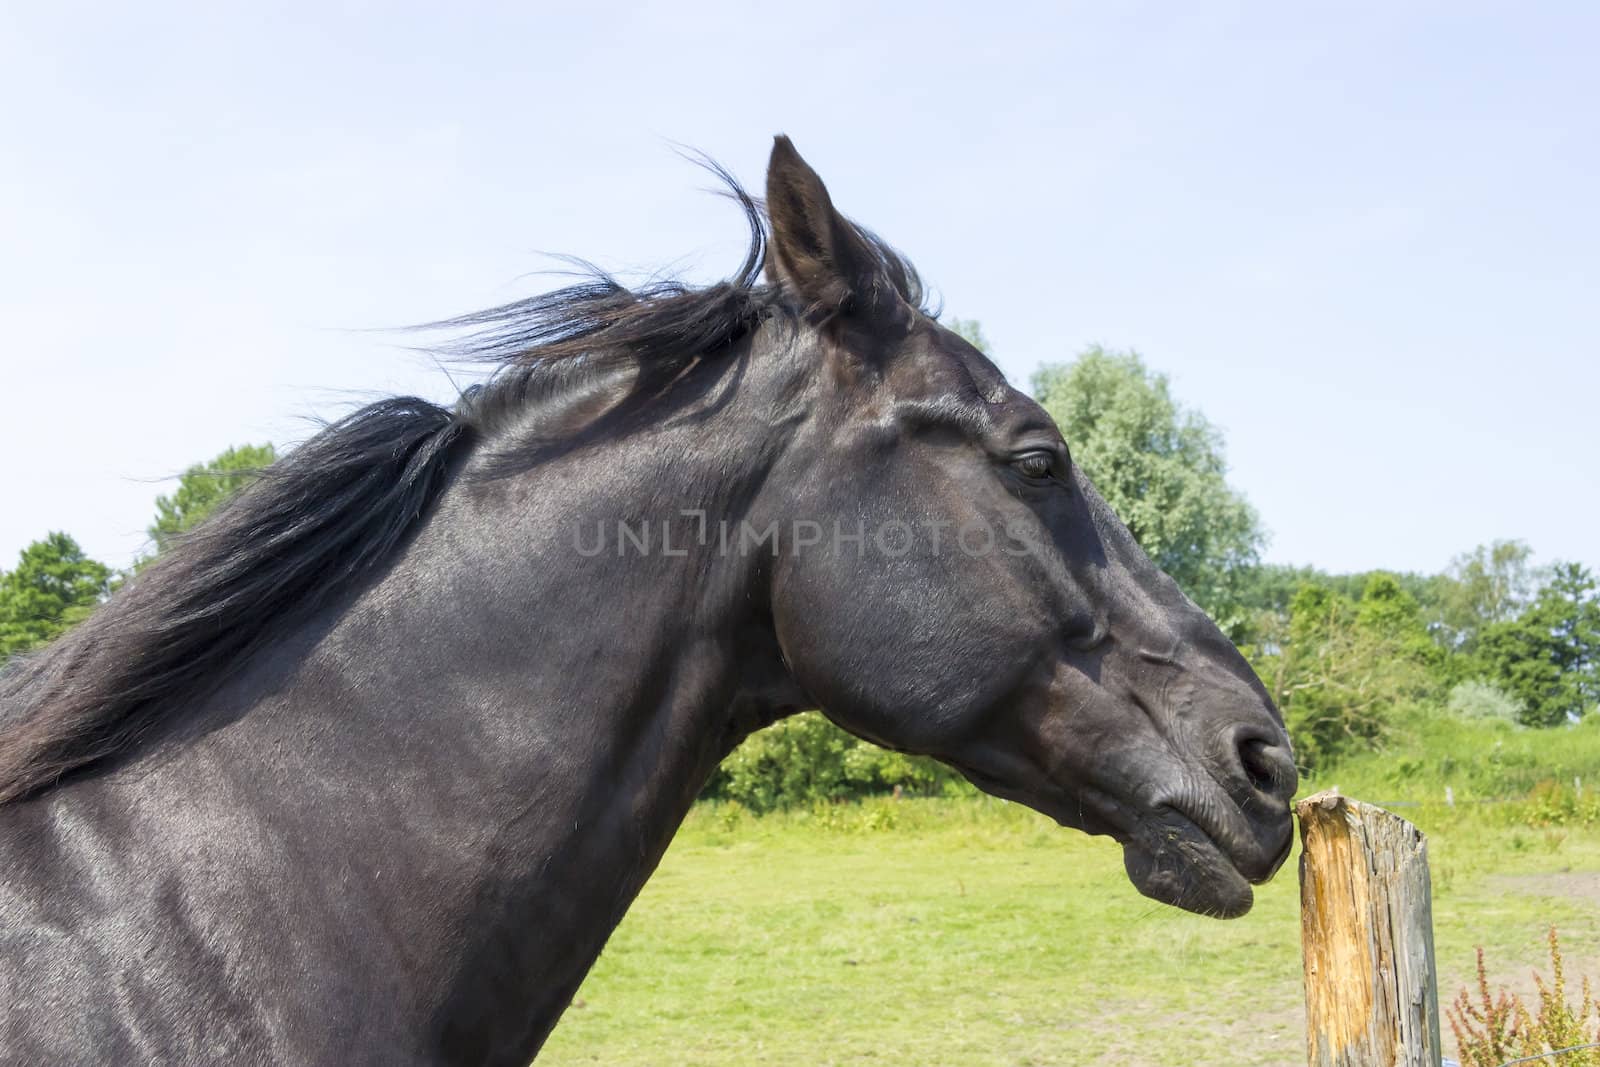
1516;780;1600;830
1447;680;1527;724
1255;575;1446;772
1448;928;1599;1067
706;712;959;813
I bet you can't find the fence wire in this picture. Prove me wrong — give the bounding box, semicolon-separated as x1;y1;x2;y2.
1495;1041;1600;1065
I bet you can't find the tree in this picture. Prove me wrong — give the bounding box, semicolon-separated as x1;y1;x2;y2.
1432;540;1542;651
947;317;991;354
1032;347;1264;634
1476;562;1600;727
1354;573;1447;670
1256;574;1444;772
146;443;276;558
1234;563;1442;649
0;533;112;657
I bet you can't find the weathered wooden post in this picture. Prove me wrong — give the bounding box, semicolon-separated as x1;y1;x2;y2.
1298;789;1441;1067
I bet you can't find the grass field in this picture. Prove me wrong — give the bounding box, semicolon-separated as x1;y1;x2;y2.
538;786;1600;1066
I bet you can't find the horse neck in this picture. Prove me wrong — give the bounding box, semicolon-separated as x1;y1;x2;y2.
163;356;806;1060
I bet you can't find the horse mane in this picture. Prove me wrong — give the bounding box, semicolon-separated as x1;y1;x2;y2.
0;168;926;804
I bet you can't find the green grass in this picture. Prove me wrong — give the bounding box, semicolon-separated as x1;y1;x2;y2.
1305;710;1600;803
538;793;1600;1066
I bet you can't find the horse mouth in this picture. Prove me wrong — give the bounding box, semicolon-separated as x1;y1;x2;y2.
951;763;1291;918
1118;811;1262;919
1078;788;1292;919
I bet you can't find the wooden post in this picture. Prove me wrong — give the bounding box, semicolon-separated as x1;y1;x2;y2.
1297;790;1441;1067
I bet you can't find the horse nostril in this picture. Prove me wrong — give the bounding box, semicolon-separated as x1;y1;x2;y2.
1238;737;1295;800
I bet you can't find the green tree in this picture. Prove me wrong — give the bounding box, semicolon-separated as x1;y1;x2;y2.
946;317;991;354
1234;563;1441;648
1354;573;1448;671
0;533;112;657
1032;347;1264;634
1433;540;1542;651
1234;563;1330;623
1255;574;1444;772
1476;563;1600;727
146;443;276;557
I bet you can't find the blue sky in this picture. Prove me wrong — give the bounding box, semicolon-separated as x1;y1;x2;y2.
2;2;1595;577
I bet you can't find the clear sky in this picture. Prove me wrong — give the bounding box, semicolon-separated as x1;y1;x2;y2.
2;3;1595;577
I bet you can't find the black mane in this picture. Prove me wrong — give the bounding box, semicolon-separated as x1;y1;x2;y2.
0;171;924;804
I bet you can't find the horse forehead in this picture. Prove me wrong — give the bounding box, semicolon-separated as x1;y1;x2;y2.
886;331;1035;413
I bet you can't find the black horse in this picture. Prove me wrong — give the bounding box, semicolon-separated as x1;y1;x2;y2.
0;138;1296;1064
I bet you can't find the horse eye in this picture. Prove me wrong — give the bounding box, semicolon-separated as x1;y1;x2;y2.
1013;451;1055;480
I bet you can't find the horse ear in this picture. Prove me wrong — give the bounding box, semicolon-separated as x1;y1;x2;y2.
765;136;904;321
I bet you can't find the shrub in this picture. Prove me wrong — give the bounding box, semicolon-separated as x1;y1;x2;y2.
1448;928;1599;1067
1447;680;1527;724
707;712;959;813
1516;781;1600;830
1257;576;1446;772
